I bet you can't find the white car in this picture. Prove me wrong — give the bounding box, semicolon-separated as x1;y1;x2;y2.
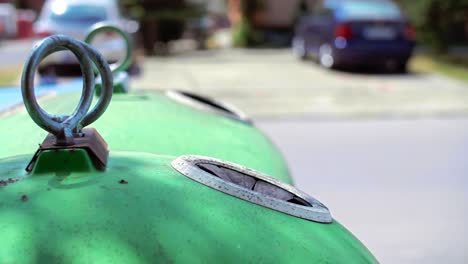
0;3;17;40
34;0;138;75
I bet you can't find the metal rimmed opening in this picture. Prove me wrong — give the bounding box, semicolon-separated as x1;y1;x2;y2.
171;155;332;223
166;90;252;125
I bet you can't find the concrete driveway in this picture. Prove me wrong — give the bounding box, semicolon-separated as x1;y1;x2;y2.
133;48;468;119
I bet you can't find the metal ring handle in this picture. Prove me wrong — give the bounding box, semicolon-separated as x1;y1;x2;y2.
42;43;114;130
84;22;133;74
79;42;113;128
21;35;95;144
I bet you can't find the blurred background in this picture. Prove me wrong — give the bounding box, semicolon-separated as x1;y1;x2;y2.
0;0;467;263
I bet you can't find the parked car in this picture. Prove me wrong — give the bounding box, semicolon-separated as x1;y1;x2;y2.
293;0;415;72
0;3;17;40
33;0;138;76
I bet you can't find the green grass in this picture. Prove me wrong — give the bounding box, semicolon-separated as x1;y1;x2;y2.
411;54;468;82
0;65;21;87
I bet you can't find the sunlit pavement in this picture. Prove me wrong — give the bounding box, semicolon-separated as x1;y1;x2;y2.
0;39;32;67
133;48;468;119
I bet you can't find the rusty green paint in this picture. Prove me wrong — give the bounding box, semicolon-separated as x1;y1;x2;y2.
0;152;377;263
0;86;378;262
0;91;291;183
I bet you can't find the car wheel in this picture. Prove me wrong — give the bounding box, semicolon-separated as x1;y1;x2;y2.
292;37;308;60
38;65;57;77
397;60;408;74
384;59;408;73
319;43;336;69
127;61;142;76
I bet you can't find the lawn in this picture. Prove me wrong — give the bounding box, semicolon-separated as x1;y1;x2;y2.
0;65;22;87
410;54;468;83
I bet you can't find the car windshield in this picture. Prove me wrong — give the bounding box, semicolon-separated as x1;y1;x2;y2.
337;1;402;19
49;4;107;25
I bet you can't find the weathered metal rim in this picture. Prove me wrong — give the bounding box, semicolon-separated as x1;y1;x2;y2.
165;90;253;125
171;155;332;223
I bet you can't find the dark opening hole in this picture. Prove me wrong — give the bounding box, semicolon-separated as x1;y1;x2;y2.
288;196;311;207
197;163;311;207
178;91;237;117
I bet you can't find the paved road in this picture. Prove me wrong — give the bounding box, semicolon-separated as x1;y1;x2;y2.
257;118;468;264
133;49;468;119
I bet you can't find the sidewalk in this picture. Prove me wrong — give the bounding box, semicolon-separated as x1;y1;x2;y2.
0;38;33;67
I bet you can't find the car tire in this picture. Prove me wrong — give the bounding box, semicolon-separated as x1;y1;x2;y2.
292;37;308;60
319;44;336;69
38;65;56;77
397;60;408;74
384;59;408;74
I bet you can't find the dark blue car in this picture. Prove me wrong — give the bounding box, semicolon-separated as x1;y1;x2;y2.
293;0;415;72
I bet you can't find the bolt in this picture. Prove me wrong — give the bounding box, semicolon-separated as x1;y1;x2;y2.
119;179;128;185
20;195;28;202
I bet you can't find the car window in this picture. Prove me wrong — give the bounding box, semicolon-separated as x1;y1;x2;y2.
49;4;108;25
312;0;334;17
337;1;402;19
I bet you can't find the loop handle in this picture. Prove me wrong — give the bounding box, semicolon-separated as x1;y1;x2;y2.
84;23;133;74
21;35;113;145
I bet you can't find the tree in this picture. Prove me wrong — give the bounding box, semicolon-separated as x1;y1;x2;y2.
231;0;264;47
401;0;468;53
120;0;204;55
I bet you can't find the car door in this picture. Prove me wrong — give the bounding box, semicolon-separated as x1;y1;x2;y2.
304;0;335;56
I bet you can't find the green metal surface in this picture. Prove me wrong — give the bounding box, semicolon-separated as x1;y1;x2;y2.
0;91;291;183
32;149;97;174
0;152;377;263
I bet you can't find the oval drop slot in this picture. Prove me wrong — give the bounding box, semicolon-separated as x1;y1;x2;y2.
171;155;332;223
166;90;252;125
198;163;311;206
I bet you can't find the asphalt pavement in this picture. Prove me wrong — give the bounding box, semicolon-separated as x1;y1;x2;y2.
258;118;467;264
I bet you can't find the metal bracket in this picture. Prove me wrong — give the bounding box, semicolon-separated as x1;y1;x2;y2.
26;128;109;172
